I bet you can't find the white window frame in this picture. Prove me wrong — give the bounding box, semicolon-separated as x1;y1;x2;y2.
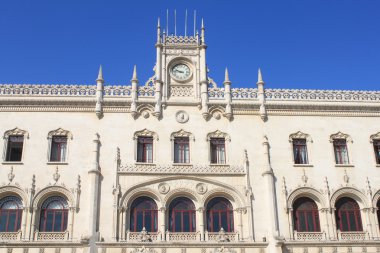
47;128;73;164
133;129;158;164
2;127;29;164
330;132;354;167
170;129;195;164
206;130;231;165
289;131;313;166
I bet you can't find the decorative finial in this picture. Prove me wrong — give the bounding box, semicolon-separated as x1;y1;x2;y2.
282;177;288;196
157;17;160;28
257;68;264;85
343;169;349;184
201;18;204;29
131;65;138;81
324;177;330;195
8;166;15;184
262;135;269;144
243;149;248;163
301;169;308;185
97;65;103;81
53;166;60;184
224;68;231;84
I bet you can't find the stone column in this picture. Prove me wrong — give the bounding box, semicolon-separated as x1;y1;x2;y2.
120;208;126;241
287;209;294;240
69;207;75;240
30;207;37;241
88;133;101;253
21;207;28;240
159;207;166;241
198;207;205;241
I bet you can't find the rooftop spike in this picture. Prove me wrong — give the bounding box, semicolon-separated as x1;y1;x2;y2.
131;65;138;81
201;18;204;29
97;65;103;81
224;68;231;84
257;68;264;85
157;17;160;28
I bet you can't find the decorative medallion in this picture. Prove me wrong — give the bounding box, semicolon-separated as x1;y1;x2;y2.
176;110;189;123
196;183;207;195
158;183;170;194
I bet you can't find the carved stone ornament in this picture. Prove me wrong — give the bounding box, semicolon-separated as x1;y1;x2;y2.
207;130;231;142
289;131;312;143
329;131;352;143
8;167;15;184
130;246;157;253
370;132;380;143
48;128;73;139
133;129;158;140
196;183;208;195
175;110;189;123
170;129;194;141
158;183;170;194
53;167;60;184
4;127;29;139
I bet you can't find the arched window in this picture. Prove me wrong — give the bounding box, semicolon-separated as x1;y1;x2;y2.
39;196;69;232
206;197;234;232
129;197;158;232
292;197;320;232
169;197;196;232
0;196;23;232
335;197;362;232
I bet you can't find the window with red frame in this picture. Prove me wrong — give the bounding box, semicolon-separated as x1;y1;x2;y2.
174;137;190;163
293;139;308;164
6;135;24;162
373;140;380;164
0;196;23;232
210;138;226;164
129;197;158;232
50;136;67;162
292;197;320;232
39;196;68;232
335;197;362;232
333;139;349;164
206;197;234;232
137;137;153;163
169;197;196;232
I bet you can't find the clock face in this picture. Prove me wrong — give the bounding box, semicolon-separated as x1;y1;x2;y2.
171;64;191;81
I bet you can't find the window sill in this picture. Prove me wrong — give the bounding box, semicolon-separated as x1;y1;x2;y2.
209;163;229;166
47;162;68;165
335;164;354;167
293;164;314;167
2;161;23;165
135;162;156;166
172;163;192;166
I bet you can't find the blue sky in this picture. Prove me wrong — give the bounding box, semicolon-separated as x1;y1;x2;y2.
0;1;379;90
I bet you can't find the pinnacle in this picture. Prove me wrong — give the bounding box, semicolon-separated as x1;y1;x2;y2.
132;65;138;81
257;68;264;84
224;67;231;84
201;18;204;29
97;65;103;81
157;17;160;28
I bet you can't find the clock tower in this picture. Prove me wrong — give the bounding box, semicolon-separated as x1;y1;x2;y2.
153;17;209;117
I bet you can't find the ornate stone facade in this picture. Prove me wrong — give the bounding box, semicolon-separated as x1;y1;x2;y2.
1;17;380;253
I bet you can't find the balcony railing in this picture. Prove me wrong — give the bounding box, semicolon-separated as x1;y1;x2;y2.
34;230;69;241
205;231;238;242
293;231;326;241
0;231;22;241
337;231;368;241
